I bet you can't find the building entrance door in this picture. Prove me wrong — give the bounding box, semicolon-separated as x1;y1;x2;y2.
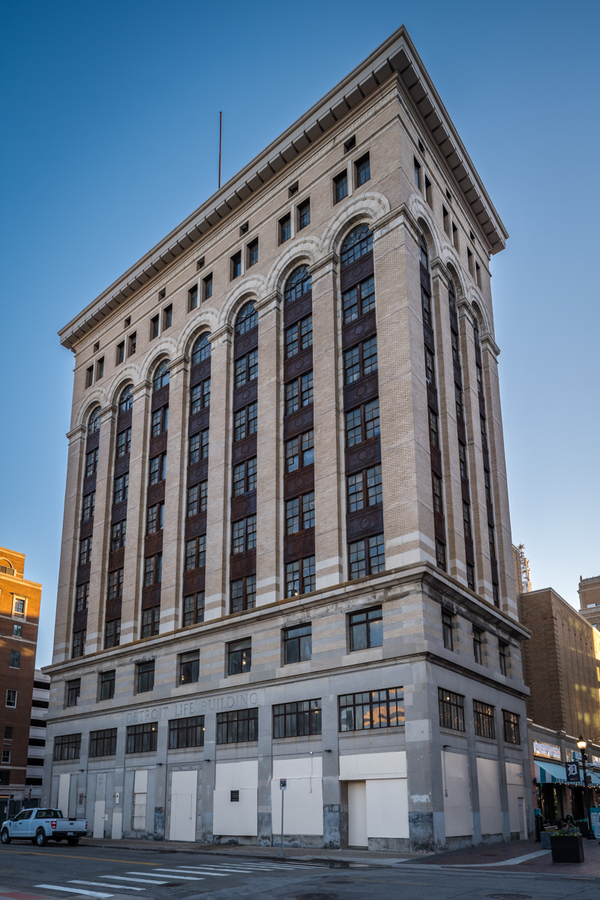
169;770;197;842
347;781;367;848
93;800;105;838
58;773;70;816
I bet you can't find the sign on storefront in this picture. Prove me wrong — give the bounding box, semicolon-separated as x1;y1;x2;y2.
533;741;561;760
565;762;581;783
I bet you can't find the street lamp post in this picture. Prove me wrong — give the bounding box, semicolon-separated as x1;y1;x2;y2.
576;736;594;839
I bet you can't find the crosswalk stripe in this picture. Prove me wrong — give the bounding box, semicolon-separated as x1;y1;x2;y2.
69;882;145;892
125;872;202;881
155;868;229;877
175;863;310;871
98;876;170;884
36;887;113;899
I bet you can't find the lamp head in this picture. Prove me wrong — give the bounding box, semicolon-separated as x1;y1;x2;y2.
577;736;587;751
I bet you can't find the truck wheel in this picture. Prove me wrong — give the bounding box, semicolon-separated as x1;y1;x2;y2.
35;829;48;847
1;829;11;844
67;838;79;846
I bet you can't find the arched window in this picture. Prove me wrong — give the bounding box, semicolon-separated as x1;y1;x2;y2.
284;265;312;304
341;224;373;268
88;407;101;434
119;385;133;414
419;234;429;270
153;360;170;392
235;301;257;336
192;333;211;366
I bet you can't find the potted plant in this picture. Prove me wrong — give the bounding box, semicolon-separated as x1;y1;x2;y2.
550;827;584;863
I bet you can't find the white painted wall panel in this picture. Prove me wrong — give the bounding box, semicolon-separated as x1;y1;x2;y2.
366;778;409;838
213;761;258;836
271;757;323;836
442;751;472;837
476;757;502;835
339;751;406;780
58;773;70;816
169;770;197;842
506;762;526;837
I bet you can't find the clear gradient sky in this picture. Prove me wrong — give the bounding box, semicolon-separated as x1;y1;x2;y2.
1;1;598;668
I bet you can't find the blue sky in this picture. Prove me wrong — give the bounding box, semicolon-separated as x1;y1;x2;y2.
1;1;598;668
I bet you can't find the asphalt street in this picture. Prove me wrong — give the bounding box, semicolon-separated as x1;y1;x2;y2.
0;845;598;900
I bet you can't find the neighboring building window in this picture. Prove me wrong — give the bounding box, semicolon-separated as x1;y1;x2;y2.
348;534;385;579
148;454;167;484
283;623;312;663
5;690;17;709
203;273;213;300
285;433;314;473
88;407;101;433
233;402;257;440
136;661;155;693
1;751;10;765
179;650;199;685
355;152;370;186
141;607;160;638
151;406;169;438
126;722;158;753
99;670;115;701
438;688;465;731
285;557;315;597
186;483;207;518
116;428;131;458
499;641;508;675
188;285;198;311
227;638;251;675
297;198;310;229
107;568;123;602
247;237;259;267
333;170;348;203
233;457;257;496
346;399;379;447
153;360;170;392
66;679;80;708
53;733;81;761
89;728;117;758
9;651;20;669
105;618;121;649
190;379;211;413
144;554;162;587
113;473;129;505
442;609;454;651
348;606;383;651
86;448;99;477
279;213;291;244
231;576;256;614
232;516;256;554
285;315;313;358
342;275;375;323
119;385;133;413
4;727;12;740
285;371;313;414
231;250;242;279
189;430;209;465
473;628;483;664
183;592;205;626
339;688;404;732
234;348;258;387
191;332;211;365
344;337;378;384
273;699;321;738
503;710;521;744
12;624;22;637
72;629;86;658
169;715;204;749
216;708;258;744
474;700;495;739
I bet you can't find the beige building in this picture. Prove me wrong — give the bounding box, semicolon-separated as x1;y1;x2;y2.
44;26;531;851
579;575;600;630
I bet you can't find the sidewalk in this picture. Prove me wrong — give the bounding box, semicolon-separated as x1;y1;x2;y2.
418;837;600;877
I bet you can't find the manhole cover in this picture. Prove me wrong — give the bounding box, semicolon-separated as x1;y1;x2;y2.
487;894;532;900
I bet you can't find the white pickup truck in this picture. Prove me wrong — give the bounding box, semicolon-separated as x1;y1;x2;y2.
1;807;88;846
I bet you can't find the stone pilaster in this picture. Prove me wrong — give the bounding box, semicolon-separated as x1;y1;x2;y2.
161;355;187;632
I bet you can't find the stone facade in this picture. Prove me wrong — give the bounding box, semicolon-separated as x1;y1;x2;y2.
44;26;531;851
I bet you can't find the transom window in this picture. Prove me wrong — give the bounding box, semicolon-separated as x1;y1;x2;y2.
284;265;312;304
341;224;373;267
285;315;312;358
153;360;170;392
88;407;101;434
119;385;133;413
285;431;314;472
192;333;211;365
274;699;321;738
438;688;465;731
235;301;257;336
339;687;403;732
348;606;383;651
342;275;375;323
217;708;258;743
346;399;379;447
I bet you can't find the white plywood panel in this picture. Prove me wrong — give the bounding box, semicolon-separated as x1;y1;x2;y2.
442;751;472;837
58;773;70;816
339;751;406;780
366;779;409;838
348;781;367;847
134;769;148;793
111;810;123;840
169;770;197;842
214;760;258;790
476;757;502;835
271;757;323;836
213;761;258;836
93;800;105;839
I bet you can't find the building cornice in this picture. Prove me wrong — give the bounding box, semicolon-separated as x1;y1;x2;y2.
58;26;508;352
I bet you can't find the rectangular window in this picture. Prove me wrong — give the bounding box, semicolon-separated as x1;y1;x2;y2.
128;332;137;356
436;539;447;571
203;273;213;300
235;348;258;387
72;629;86;658
297;198;310;230
467;562;475;591
179;650;199;685
333;171;348;203
188;285;198;311
233;403;257;440
186;482;207;518
503;710;521;744
163;305;172;329
12;624;21;637
80;490;95;522
349;606;383;651
143;553;162;587
284;556;315;598
452;222;459;250
110;518;126;550
227;638;251;675
473;628;483;664
189;429;209;464
474;700;495;739
126;722;158;753
247;237;259;267
285;371;313;415
438;688;465;731
150;314;159;339
475;261;482;287
79;536;92;566
89;728;117;758
347;464;382;512
443;205;450;236
414;158;421;188
65;679;80;708
107;568;123;601
86;366;94;388
190;378;211;413
4;727;12;740
274;699;321;738
116;427;131;458
113;473;129;506
53;733;81;761
342;275;375;324
104;618;121;649
185;535;206;571
339;688;404;732
428;407;439;450
183;591;205;626
86;447;98;477
116;341;125;364
285;431;314;473
232;516;256;554
432;473;444;516
75;582;89;613
348;534;385;579
231;250;242;279
355;153;370;187
169;715;205;749
146;502;164;535
141;606;160;639
442;610;453;650
216;708;258;744
151;406;169;438
285;492;314;534
136;661;155;693
233;457;257;496
1;751;10;765
467;248;474;276
279;213;291;244
99;670;115;701
425;175;432;206
283;622;312;663
344;337;377;384
148;453;167;485
499;641;508;675
285;315;313;358
463;501;472;541
346;399;379;447
8;650;20;669
230;576;256;614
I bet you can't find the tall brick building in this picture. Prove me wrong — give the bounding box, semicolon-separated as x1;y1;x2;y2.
44;27;531;851
578;575;600;630
0;548;42;819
